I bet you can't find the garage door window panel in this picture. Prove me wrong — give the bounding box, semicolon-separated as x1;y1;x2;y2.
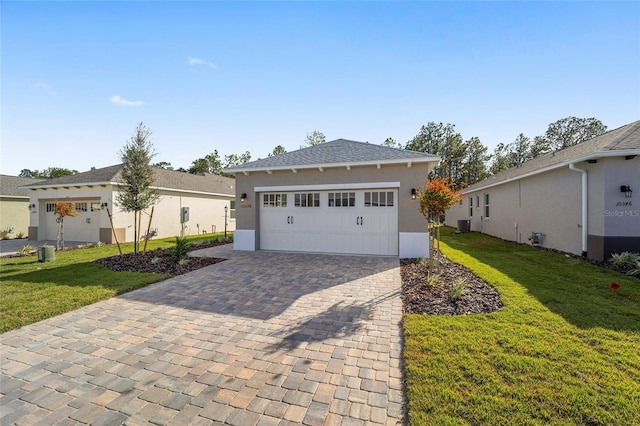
328;192;355;207
263;193;287;208
294;193;319;207
365;191;394;207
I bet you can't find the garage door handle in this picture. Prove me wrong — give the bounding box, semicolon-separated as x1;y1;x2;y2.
356;217;360;225
287;216;290;224
291;216;293;224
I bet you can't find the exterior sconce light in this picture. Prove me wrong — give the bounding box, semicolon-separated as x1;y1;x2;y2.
28;203;36;211
101;202;108;210
411;188;417;200
241;193;247;203
621;185;633;198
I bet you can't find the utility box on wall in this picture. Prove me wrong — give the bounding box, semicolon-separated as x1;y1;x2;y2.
181;207;189;223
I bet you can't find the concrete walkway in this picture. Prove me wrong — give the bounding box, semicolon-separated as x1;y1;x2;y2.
0;246;404;425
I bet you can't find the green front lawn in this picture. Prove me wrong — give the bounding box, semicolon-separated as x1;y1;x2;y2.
404;228;640;425
0;234;229;333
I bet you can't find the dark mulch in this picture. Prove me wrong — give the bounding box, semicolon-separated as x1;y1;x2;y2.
401;250;503;315
94;239;230;277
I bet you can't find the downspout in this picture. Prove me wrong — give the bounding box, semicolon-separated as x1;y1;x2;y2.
569;163;588;257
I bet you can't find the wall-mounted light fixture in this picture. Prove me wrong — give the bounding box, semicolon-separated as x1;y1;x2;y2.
240;193;247;203
101;202;109;210
28;203;36;211
411;188;417;200
621;185;633;198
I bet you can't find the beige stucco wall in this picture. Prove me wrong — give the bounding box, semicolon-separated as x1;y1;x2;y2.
446;156;640;259
234;163;431;249
28;185;234;243
0;197;30;238
446;166;583;255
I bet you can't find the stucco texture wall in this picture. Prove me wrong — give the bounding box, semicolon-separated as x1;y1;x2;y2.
234;163;430;236
0;197;30;238
446;167;583;256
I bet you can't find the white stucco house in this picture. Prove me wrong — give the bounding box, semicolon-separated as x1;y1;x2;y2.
446;120;640;261
22;165;236;244
0;175;43;239
224;139;440;258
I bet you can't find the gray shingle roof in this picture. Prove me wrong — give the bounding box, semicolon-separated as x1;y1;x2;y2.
464;120;640;192
224;139;440;172
1;175;45;197
21;165;235;195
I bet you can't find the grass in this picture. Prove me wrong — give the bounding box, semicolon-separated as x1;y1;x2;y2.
403;227;640;426
0;233;230;333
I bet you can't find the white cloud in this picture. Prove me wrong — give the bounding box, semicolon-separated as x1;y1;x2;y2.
110;95;144;107
33;82;56;95
187;56;217;69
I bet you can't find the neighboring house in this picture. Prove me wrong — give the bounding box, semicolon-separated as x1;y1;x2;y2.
224;139;440;258
446;120;640;261
22;165;236;243
0;175;43;239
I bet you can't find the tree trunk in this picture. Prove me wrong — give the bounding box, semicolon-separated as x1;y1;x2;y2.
57;217;64;250
133;211;138;254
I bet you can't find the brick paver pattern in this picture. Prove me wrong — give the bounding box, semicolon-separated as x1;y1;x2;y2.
0;245;404;425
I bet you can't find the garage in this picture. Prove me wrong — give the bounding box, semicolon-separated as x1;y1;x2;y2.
225;138;440;258
42;200;101;242
259;189;398;255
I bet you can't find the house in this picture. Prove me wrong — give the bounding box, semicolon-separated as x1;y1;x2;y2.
224;139;440;258
0;175;43;239
445;120;640;261
22;165;236;243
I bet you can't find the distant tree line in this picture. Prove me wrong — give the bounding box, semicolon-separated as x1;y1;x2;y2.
402;116;607;188
19;117;606;188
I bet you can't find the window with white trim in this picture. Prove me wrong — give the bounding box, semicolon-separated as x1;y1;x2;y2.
263;193;288;208
484;193;490;218
364;191;394;207
294;193;319;207
469;197;473;217
230;200;236;219
328;192;355;207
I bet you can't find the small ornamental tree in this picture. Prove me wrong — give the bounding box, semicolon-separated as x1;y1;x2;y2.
417;177;462;251
54;197;79;250
116;123;160;254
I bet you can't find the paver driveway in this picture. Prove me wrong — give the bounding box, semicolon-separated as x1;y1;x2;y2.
0;245;404;425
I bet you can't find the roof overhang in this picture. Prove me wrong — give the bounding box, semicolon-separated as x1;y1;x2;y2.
224;156;441;175
461;148;640;194
21;181;234;197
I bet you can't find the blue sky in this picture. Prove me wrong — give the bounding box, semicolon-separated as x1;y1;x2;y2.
2;1;639;175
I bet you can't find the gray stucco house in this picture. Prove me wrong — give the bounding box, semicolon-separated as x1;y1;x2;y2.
22;165;236;244
446;120;640;261
224;139;440;258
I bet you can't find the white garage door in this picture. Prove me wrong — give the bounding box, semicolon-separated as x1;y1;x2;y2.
43;201;101;242
259;190;398;256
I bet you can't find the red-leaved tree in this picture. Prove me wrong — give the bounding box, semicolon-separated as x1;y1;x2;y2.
54;198;79;250
417;177;462;252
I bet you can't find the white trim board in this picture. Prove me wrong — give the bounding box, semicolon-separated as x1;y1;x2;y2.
255;182;401;192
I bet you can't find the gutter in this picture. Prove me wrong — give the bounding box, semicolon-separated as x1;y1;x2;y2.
459;148;640;195
569;163;588;256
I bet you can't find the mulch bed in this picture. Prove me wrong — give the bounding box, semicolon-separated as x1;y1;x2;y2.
94;239;229;277
401;250;503;315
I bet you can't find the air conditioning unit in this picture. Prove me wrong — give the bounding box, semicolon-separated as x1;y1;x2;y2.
528;232;544;245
